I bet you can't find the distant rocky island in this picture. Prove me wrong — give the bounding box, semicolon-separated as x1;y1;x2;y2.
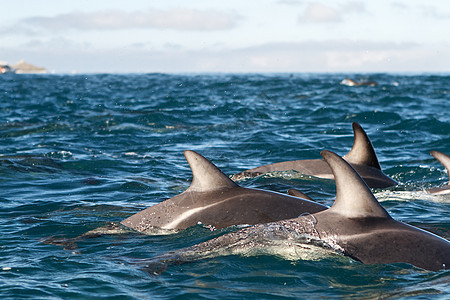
0;60;47;74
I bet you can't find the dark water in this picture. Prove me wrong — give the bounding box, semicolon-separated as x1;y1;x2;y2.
0;73;449;299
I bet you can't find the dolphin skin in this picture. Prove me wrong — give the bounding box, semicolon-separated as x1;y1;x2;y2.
287;188;313;200
340;78;377;87
120;150;326;233
232;122;398;189
147;150;449;274
428;151;450;195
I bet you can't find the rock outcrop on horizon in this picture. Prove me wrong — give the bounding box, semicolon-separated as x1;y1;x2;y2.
0;60;47;74
11;60;47;74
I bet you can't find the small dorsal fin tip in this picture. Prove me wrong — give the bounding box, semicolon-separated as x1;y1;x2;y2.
184;150;238;192
430;151;450;185
321;150;391;219
287;188;314;201
352;121;361;130
343;123;381;170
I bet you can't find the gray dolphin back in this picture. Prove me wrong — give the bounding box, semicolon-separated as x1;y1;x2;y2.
320;150;449;271
121;150;326;232
231;122;397;189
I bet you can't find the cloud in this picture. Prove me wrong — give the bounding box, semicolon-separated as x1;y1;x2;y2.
340;1;366;13
390;2;409;10
11;8;242;34
224;41;418;70
301;3;341;23
193;41;447;73
277;0;304;5
299;2;366;23
391;3;450;20
421;5;450;20
3;37;447;73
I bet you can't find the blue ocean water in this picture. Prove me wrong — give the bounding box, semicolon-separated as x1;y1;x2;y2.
0;73;449;299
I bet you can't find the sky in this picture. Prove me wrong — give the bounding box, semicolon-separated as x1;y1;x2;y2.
1;0;449;73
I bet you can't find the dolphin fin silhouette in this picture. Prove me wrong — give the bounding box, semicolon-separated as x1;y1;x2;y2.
184;150;238;192
232;122;397;189
342;122;381;170
287;189;313;201
322;150;390;219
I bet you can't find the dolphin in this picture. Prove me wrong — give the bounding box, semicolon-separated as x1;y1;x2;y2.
287;188;313;201
146;150;449;274
428;151;450;195
0;154;63;173
340;78;377;87
120;150;326;233
231;122;398;189
43;150;325;250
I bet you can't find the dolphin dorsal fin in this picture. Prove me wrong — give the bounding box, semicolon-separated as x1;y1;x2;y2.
321;150;391;219
184;150;238;192
342;122;381;170
430;151;450;185
287;189;314;201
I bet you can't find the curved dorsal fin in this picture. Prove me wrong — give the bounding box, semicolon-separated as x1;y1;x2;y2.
430;151;450;185
342;122;381;170
184;150;238;192
321;150;391;219
287;189;314;201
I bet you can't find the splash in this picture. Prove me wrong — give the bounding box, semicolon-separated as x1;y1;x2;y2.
375;190;450;203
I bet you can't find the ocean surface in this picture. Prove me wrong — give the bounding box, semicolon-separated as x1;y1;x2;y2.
0;73;449;299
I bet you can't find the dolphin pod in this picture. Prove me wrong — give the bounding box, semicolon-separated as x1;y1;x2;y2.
232;122;398;189
120;150;326;233
145;150;450;274
428;151;450;195
42;123;448;272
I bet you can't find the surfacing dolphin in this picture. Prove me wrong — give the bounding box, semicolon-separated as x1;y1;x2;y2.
120;150;326;233
44;150;325;250
340;78;377;87
232;122;397;189
428;151;450;195
146;150;449;274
